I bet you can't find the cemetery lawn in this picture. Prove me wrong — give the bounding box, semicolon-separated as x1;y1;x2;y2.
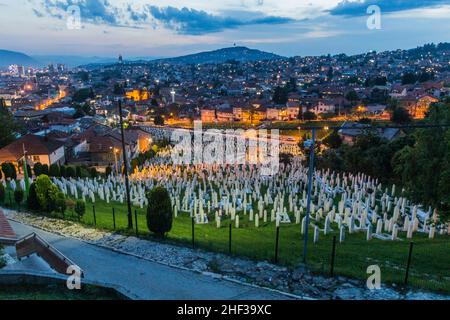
40;197;450;295
0;284;123;300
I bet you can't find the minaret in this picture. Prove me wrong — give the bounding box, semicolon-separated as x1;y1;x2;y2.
170;88;176;104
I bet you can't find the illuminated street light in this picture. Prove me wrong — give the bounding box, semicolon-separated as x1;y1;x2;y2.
118;99;133;229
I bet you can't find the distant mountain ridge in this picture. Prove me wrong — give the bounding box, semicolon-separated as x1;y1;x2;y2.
153;46;284;64
0;50;39;67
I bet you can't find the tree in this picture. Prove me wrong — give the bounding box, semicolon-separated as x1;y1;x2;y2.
105;166;112;177
14;189;24;209
65;166;75;178
73;88;95;103
41;164;49;175
27;183;40;211
89;167;98;178
345;90;359;102
34;163;43;176
154;115;164;126
113;83;125;95
391;107;412;124
327;67;334;80
74;200;86;221
279;153;293;166
272;86;288;105
402;72;417;85
1;163;16;180
392;102;450;217
130;159;139;172
60;165;66;177
0;184;5;203
146;186;173;237
0;99;20;149
303;111;317;121
49;164;60;177
323;130;343;149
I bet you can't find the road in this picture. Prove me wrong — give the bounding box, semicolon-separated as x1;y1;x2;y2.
7;221;295;300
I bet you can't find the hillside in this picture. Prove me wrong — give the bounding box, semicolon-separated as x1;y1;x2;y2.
154;46;284;64
0;49;39;67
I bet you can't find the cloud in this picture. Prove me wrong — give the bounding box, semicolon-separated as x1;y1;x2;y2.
31;1;295;34
33;0;141;26
147;6;295;35
329;0;450;16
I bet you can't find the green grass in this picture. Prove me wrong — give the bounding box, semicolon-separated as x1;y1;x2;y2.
23;195;449;295
0;284;123;300
3;186;450;294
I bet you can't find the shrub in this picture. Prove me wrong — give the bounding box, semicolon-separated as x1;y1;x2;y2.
49;164;60;177
105;166;112;177
146;186;173;237
55;192;66;214
74;200;86;220
0;184;5;203
65;198;75;211
34;175;59;212
33;162;43;176
27;183;40;211
14;189;24;208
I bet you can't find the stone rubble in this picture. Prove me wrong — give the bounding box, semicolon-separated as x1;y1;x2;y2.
4;209;449;300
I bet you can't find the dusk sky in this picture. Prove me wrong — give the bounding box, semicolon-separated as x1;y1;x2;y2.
1;0;450;58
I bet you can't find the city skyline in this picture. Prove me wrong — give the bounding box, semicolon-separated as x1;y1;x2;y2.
0;0;450;58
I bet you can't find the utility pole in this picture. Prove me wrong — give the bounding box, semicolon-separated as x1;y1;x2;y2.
22;144;29;195
118;99;133;229
303;128;316;263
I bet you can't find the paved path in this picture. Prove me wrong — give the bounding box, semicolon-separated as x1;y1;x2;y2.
0;209;17;244
8;221;295;300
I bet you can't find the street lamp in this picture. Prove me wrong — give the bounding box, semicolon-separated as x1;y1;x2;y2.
118;99;133;229
110;147;119;176
303;127;316;264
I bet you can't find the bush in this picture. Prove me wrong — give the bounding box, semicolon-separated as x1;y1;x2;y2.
27;183;40;211
55;192;66;214
65;198;75;211
0;184;5;203
105;166;112;177
146;186;173;237
74;200;86;220
49;164;60;177
34;175;59;212
14;189;24;208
